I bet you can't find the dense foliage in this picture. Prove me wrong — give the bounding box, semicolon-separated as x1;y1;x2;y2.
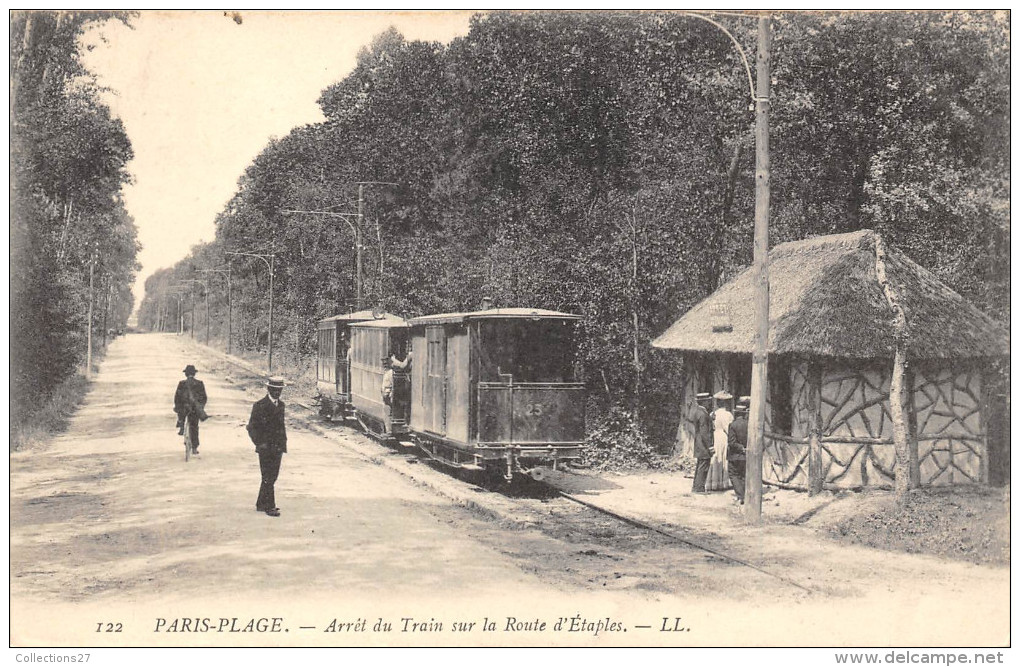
137;11;1009;451
11;11;140;427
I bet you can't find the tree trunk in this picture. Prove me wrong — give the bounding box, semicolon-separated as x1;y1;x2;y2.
874;234;914;503
630;205;640;421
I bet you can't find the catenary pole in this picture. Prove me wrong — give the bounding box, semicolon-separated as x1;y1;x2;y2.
86;244;96;377
268;254;274;373
744;16;771;524
226;251;276;373
282;181;394;314
198;267;231;353
356;183;364;310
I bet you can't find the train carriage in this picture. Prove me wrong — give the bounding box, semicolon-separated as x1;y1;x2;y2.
348;316;412;443
407;307;585;480
315;310;386;420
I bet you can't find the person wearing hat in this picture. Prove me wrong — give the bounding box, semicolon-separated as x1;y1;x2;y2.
727;396;751;503
691;392;714;493
246;376;288;517
173;364;208;455
708;390;734;491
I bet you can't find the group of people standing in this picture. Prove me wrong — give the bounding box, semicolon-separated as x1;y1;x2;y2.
691;391;749;503
173;365;289;518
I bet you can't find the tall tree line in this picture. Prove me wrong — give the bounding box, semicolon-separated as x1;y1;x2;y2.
138;11;1008;447
11;11;141;427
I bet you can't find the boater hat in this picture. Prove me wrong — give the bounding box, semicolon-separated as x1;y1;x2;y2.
713;390;733;401
695;392;712;401
183;364;197;375
266;376;286;389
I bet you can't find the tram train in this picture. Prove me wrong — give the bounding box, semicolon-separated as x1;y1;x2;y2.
315;306;585;480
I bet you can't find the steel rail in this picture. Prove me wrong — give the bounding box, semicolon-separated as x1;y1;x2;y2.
551;486;815;594
195;340;815;594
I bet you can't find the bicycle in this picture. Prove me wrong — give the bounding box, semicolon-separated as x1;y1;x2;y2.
183;414;192;462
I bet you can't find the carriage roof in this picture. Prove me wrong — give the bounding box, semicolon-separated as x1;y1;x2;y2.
317;310;395;329
348;316;409;330
408;307;581;327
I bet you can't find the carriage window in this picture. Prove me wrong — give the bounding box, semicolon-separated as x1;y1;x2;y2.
478;320;575;383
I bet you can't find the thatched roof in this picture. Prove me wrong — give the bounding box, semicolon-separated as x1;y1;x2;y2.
651;230;1009;359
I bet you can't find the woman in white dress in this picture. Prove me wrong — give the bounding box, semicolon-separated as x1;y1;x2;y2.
707;391;733;491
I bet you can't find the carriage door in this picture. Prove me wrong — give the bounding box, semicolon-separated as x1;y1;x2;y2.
338;326;350;397
425;326;447;435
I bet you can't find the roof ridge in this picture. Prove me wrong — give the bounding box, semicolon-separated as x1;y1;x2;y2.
772;229;875;258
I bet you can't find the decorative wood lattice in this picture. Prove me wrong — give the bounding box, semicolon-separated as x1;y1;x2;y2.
818;366;896;488
914;368;983;485
683;357;985;490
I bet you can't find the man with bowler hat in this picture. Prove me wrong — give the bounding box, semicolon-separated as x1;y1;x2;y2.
174;364;208;455
691;392;714;493
247;376;288;517
728;396;750;503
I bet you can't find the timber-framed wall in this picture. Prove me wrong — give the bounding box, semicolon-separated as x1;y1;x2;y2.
676;354;988;491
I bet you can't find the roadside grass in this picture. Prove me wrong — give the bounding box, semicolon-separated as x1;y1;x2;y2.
10;370;93;452
207;339;318;401
822;485;1011;566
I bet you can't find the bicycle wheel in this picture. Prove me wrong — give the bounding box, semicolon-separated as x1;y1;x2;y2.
184;416;191;462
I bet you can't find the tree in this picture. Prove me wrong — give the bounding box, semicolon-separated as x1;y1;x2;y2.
11;11;140;426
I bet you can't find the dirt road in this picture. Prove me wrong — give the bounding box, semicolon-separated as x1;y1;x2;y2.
10;334;1009;647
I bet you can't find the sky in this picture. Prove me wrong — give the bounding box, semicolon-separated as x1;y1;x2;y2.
81;10;475;309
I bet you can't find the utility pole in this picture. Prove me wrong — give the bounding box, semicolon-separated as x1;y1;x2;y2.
744;15;772;524
282;180;395;312
674;11;771;523
180;279;210;344
199;267;232;355
352;181;397;310
356;184;364;310
86;242;97;378
102;277;112;348
170;284;196;338
227;250;276;373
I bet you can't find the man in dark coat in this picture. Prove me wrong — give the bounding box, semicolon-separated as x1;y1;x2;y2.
247;376;288;517
691;392;714;493
174;364;208;455
728;396;750;503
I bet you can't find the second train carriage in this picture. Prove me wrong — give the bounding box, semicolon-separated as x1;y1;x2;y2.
348;316;412;442
407;307;585;480
315;310;389;420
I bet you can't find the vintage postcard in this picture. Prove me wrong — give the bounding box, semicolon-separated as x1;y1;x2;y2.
9;9;1010;656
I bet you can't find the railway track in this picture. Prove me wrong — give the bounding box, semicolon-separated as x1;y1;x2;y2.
545;485;814;593
209;346;814;595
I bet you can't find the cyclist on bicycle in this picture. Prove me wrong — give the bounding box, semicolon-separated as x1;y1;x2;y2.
174;364;208;455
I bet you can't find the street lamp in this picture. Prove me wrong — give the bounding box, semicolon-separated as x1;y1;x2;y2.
227;250;276;373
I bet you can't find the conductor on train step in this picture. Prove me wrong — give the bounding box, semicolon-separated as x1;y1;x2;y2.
691;392;714;494
247;376;288;517
174;364;208;455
